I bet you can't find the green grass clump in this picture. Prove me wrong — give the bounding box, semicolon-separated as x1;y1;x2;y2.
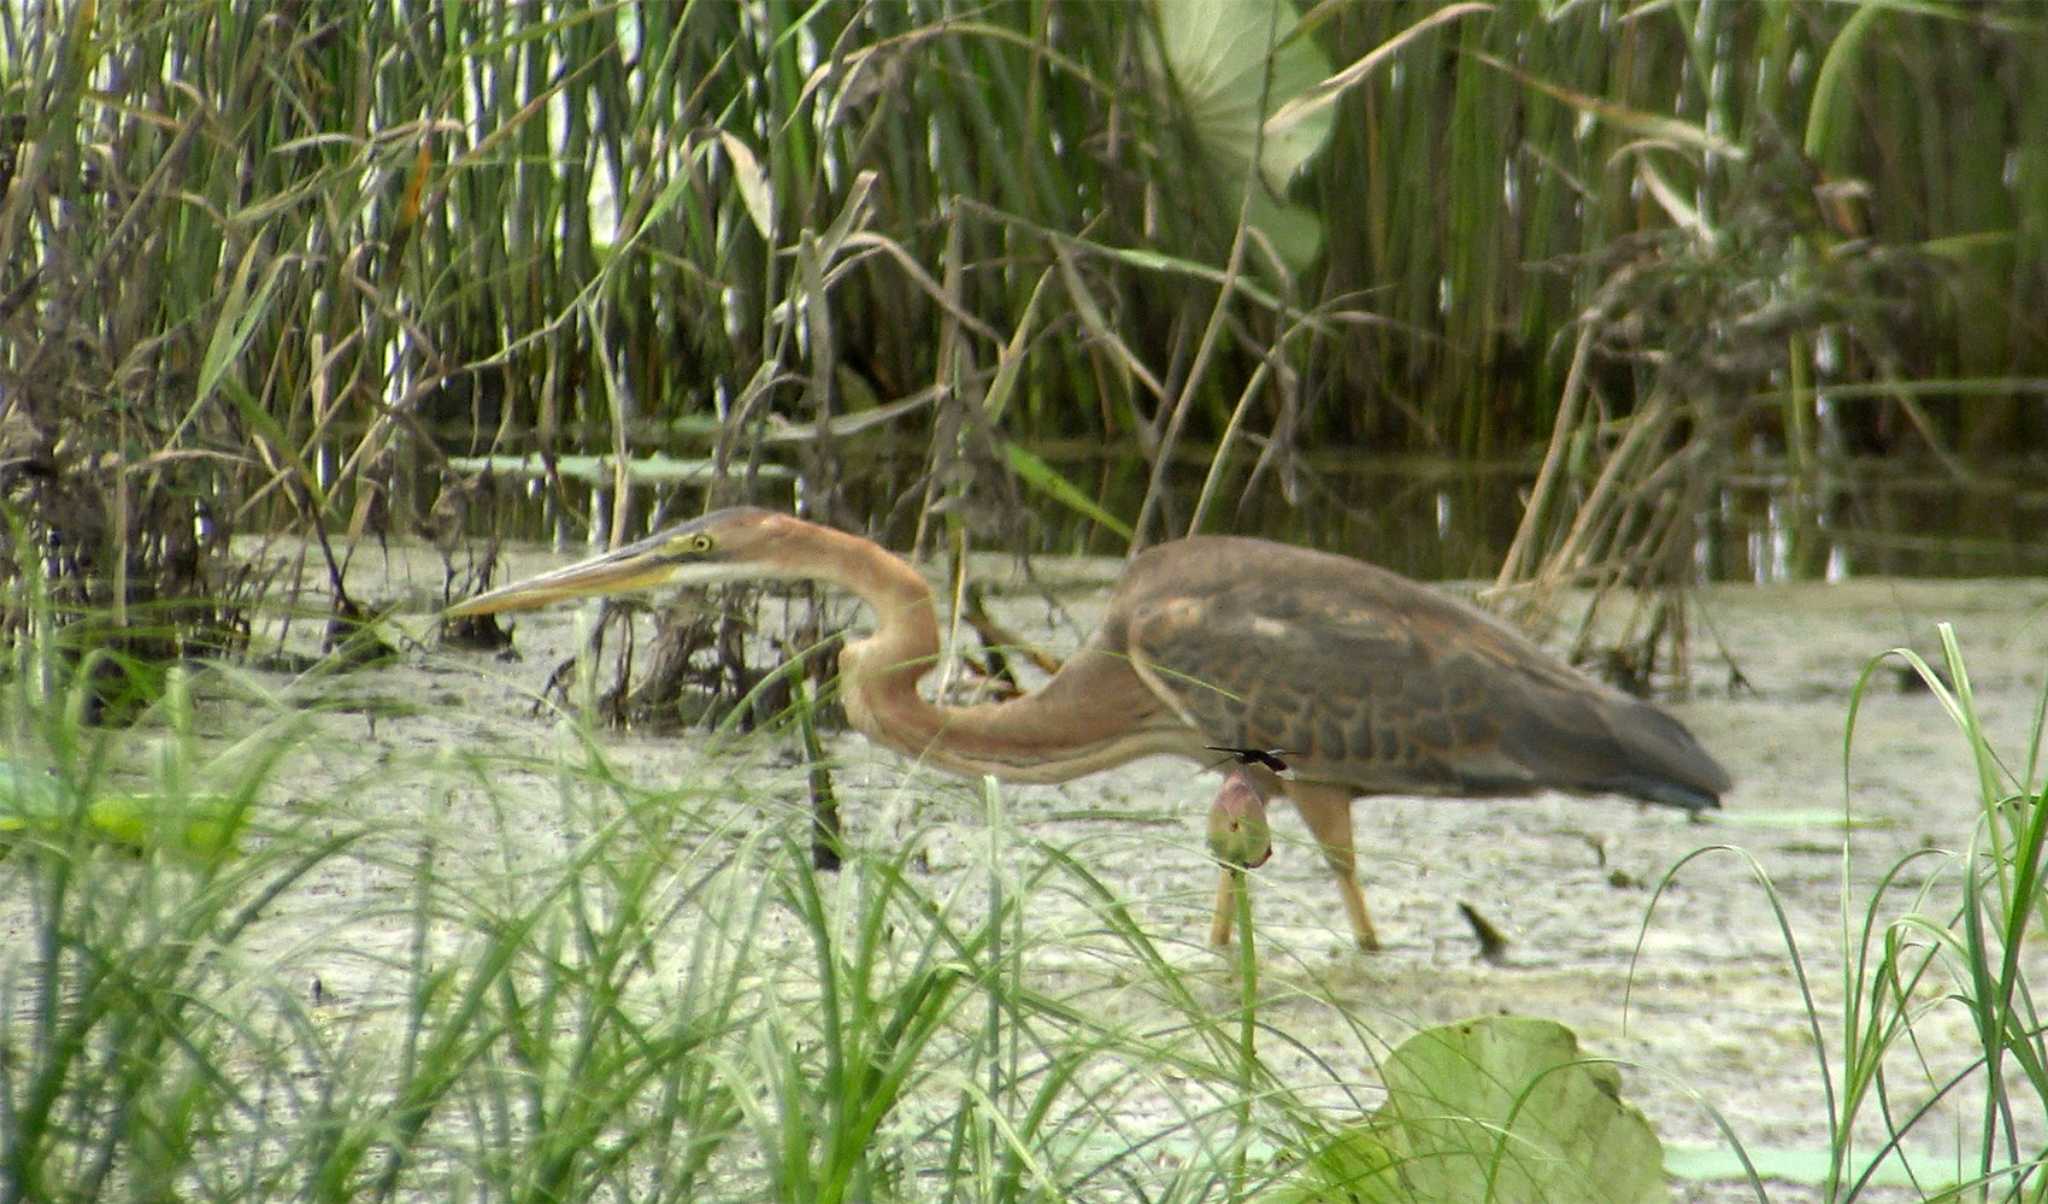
1828;627;2048;1200
1645;624;2048;1200
0;626;349;1202
0;624;1353;1201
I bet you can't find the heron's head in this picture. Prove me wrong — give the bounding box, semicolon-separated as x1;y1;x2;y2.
446;506;811;617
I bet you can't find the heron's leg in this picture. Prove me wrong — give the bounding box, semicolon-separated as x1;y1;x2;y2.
1286;782;1380;951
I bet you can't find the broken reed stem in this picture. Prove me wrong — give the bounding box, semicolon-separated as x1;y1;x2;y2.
1549;394;1677;584
1496;323;1598;593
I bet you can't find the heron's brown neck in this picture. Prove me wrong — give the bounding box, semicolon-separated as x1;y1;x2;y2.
804;525;944;704
808;528;1184;783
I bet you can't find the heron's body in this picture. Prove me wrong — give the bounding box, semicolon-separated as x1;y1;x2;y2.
932;535;1724;804
450;507;1730;950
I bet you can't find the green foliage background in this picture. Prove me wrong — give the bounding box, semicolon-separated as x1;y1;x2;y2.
2;2;2040;510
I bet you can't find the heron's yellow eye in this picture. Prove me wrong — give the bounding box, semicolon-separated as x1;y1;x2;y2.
664;531;716;559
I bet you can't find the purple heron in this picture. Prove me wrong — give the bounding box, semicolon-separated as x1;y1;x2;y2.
448;506;1729;951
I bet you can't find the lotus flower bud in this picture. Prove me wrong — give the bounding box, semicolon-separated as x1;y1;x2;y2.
1206;768;1272;869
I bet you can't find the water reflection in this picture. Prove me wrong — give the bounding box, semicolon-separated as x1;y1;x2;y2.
1711;464;2048;582
430;449;2048;584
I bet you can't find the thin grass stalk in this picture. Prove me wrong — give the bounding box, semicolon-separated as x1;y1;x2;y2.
979;772;1009;1193
1232;865;1258;1202
1188;357;1275;537
597;302;635;548
1631;842;1833;1190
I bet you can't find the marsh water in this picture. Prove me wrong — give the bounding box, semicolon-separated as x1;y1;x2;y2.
8;450;2048;1197
431;448;2048;584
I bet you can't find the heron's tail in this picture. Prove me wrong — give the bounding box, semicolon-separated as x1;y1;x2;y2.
1500;691;1730;811
1592;697;1730;810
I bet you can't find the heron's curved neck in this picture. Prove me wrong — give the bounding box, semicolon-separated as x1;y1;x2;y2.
812;528;1169;783
806;525;944;704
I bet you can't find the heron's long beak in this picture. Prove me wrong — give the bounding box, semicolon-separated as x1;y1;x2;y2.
445;536;681;617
